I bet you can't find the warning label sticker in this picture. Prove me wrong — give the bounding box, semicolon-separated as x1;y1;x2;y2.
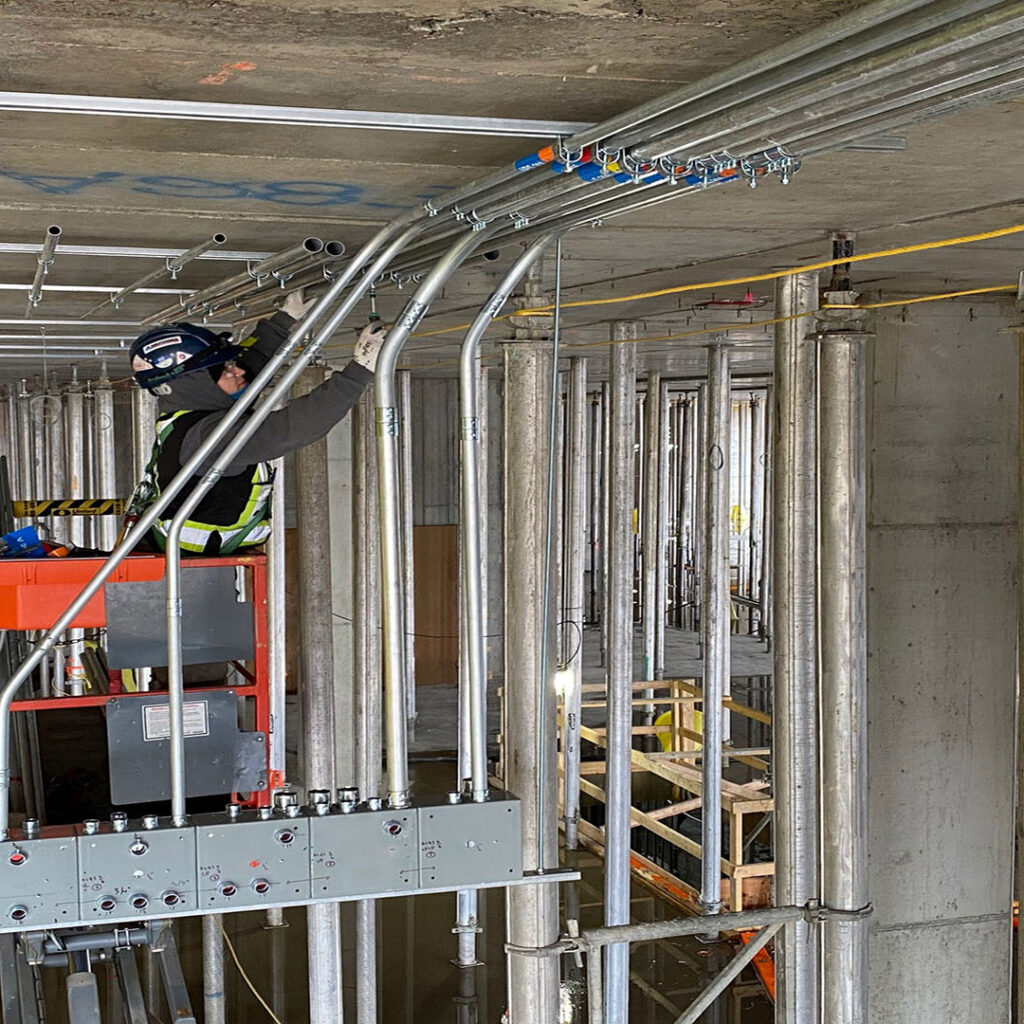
142;701;210;742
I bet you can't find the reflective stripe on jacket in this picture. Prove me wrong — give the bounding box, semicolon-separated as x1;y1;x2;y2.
129;409;273;555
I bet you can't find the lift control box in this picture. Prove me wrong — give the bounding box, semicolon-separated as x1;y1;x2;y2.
0;830;78;929
195;809;311;909
77;821;197;921
310;806;419;899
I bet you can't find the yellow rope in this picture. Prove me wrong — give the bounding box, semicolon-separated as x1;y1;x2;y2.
824;284;1016;308
220;922;286;1024
324;222;1023;352
508;221;1024;317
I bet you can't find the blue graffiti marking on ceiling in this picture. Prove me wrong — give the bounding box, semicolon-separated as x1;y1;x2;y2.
0;169;451;209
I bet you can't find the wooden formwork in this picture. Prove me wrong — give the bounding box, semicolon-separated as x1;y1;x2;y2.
560;677;774;912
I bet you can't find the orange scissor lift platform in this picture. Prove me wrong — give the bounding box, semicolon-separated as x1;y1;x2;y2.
0;553;277;807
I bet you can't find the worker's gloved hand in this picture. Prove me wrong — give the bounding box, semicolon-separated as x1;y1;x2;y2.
353;321;387;373
281;288;317;322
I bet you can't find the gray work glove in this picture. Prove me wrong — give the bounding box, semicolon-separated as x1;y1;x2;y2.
281;288;317;322
353;321;387;372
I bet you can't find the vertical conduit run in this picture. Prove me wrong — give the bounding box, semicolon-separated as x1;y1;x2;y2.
563;357;587;850
642;372;662;708
93;374;117;551
503;262;560;1023
605;321;638;1024
700;341;731;917
655;380;670;679
202;914;225;1024
600;381;611;661
819;326;870;1024
353;391;382;1024
398;370;417;730
749;395;766;632
130;383;158;693
66;380;88;548
772;272;820;1024
294;365;345;1024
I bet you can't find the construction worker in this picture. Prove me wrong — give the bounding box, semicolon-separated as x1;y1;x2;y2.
127;291;385;554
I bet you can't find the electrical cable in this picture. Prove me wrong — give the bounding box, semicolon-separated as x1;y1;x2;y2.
220;922;286;1024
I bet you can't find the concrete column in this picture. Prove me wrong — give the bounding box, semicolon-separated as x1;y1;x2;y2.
700;342;731;915
772;272;820;1024
605;323;638;1023
293;365;344;1024
867;300;1016;1023
502;269;560;1023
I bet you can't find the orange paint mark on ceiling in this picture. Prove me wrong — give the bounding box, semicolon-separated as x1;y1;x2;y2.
200;61;257;86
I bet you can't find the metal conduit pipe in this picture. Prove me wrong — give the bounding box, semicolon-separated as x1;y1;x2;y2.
749;35;1024;165
202;241;348;319
789;60;1024;158
642;372;661;692
93;374;117;551
159;221;425;824
819;326;870;1024
353;391;382;1022
83;233;227;317
605;321;638;1024
419;0;945;219
26;226;61;317
562;355;587;851
0;217;417;838
202;914;225;1024
772;273;820;1024
374;226;498;809
459;233;554;804
398;370;417;727
562;0;942;152
631;0;1020;160
700;341;731;917
143;237;324;325
65;377;85;550
655;380;670;678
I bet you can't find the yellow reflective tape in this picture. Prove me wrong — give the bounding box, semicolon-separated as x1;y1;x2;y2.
12;498;126;517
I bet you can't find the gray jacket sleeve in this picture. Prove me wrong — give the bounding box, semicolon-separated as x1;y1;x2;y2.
179;361;373;475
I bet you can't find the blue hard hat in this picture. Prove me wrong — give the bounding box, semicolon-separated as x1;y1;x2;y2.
129;323;239;390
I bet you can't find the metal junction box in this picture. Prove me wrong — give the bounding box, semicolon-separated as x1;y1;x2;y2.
195;810;311;909
0;830;79;929
77;822;196;920
417;795;523;889
309;807;419;899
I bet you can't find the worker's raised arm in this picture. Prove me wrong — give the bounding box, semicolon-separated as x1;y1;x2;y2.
178;320;387;474
233;291;314;379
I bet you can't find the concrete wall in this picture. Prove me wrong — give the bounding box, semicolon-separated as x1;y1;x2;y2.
867;299;1017;1022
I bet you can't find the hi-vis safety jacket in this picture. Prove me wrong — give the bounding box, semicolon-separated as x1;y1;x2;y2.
128;311;374;555
135;409;274;554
